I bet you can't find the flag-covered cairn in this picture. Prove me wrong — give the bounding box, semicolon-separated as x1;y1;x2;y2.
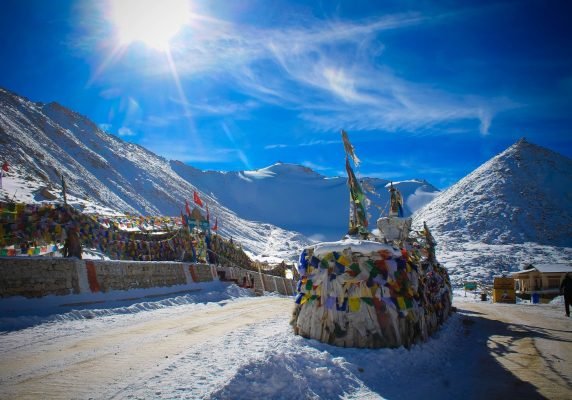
291;238;452;349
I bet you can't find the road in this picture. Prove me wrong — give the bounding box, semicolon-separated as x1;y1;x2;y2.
0;295;571;399
0;296;293;399
455;298;572;399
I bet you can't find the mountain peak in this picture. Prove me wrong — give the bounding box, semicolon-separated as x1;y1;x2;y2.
244;162;322;179
414;139;572;245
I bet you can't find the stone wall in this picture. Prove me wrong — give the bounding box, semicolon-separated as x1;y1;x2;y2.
86;261;187;293
0;257;215;298
0;257;81;298
0;257;292;300
216;265;296;296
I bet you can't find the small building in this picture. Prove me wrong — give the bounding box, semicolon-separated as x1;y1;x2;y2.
512;263;572;301
492;276;516;303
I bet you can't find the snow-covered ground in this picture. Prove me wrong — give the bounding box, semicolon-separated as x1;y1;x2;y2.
2;282;570;399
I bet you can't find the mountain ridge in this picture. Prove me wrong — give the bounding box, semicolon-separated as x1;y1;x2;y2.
5;85;569;283
0;86;440;244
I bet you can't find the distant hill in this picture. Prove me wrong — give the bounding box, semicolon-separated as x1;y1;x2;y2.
413;138;572;284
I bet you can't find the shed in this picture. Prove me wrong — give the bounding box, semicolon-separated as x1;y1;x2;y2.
512;264;572;299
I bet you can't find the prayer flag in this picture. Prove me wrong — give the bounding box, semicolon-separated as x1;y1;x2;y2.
2;161;8;172
349;297;361;312
185;200;191;216
212;216;218;231
341;130;360;167
345;157;368;229
193;191;203;207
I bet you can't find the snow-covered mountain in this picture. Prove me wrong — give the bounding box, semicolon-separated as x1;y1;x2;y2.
0;87;438;259
2;87;570;283
171;161;439;241
413;138;572;284
0;87;311;261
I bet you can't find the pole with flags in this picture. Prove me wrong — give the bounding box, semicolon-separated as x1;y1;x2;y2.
61;173;68;205
341;130;368;235
185;199;192;217
0;161;8;189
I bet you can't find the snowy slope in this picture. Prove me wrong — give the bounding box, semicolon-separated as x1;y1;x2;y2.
413;138;572;284
0;87;312;261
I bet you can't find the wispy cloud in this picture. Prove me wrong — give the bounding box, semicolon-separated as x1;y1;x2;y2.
118;127;136;136
301;161;331;172
265;139;340;150
265;144;288;149
82;6;520;137
144;141;244;164
170;98;259;117
98;123;112;132
165;10;518;135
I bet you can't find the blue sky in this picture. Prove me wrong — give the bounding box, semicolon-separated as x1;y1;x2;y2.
1;0;571;188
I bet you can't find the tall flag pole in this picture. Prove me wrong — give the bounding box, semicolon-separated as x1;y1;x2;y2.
341;130;368;235
61;173;68;205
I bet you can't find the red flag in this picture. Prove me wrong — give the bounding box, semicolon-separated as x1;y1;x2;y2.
212;217;218;231
185;200;191;216
193;191;203;207
1;161;8;172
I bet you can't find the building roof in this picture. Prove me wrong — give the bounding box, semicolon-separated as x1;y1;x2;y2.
512;263;572;275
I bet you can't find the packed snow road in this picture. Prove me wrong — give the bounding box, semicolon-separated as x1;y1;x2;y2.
0;287;571;399
0;294;293;399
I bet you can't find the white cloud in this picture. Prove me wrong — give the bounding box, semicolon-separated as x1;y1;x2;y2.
98;123;112;132
265;139;340;150
118;127;136;136
301;161;331;172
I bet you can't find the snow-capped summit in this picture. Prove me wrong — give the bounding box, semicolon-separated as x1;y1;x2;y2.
413;138;572;284
415;138;572;246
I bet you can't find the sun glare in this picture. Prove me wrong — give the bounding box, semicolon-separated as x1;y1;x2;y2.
109;0;190;50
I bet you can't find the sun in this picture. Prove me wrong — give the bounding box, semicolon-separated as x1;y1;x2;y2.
109;0;190;50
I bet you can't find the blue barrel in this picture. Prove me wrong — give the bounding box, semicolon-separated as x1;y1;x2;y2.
531;292;540;304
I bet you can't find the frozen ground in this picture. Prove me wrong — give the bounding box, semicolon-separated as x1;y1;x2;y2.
1;283;571;399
